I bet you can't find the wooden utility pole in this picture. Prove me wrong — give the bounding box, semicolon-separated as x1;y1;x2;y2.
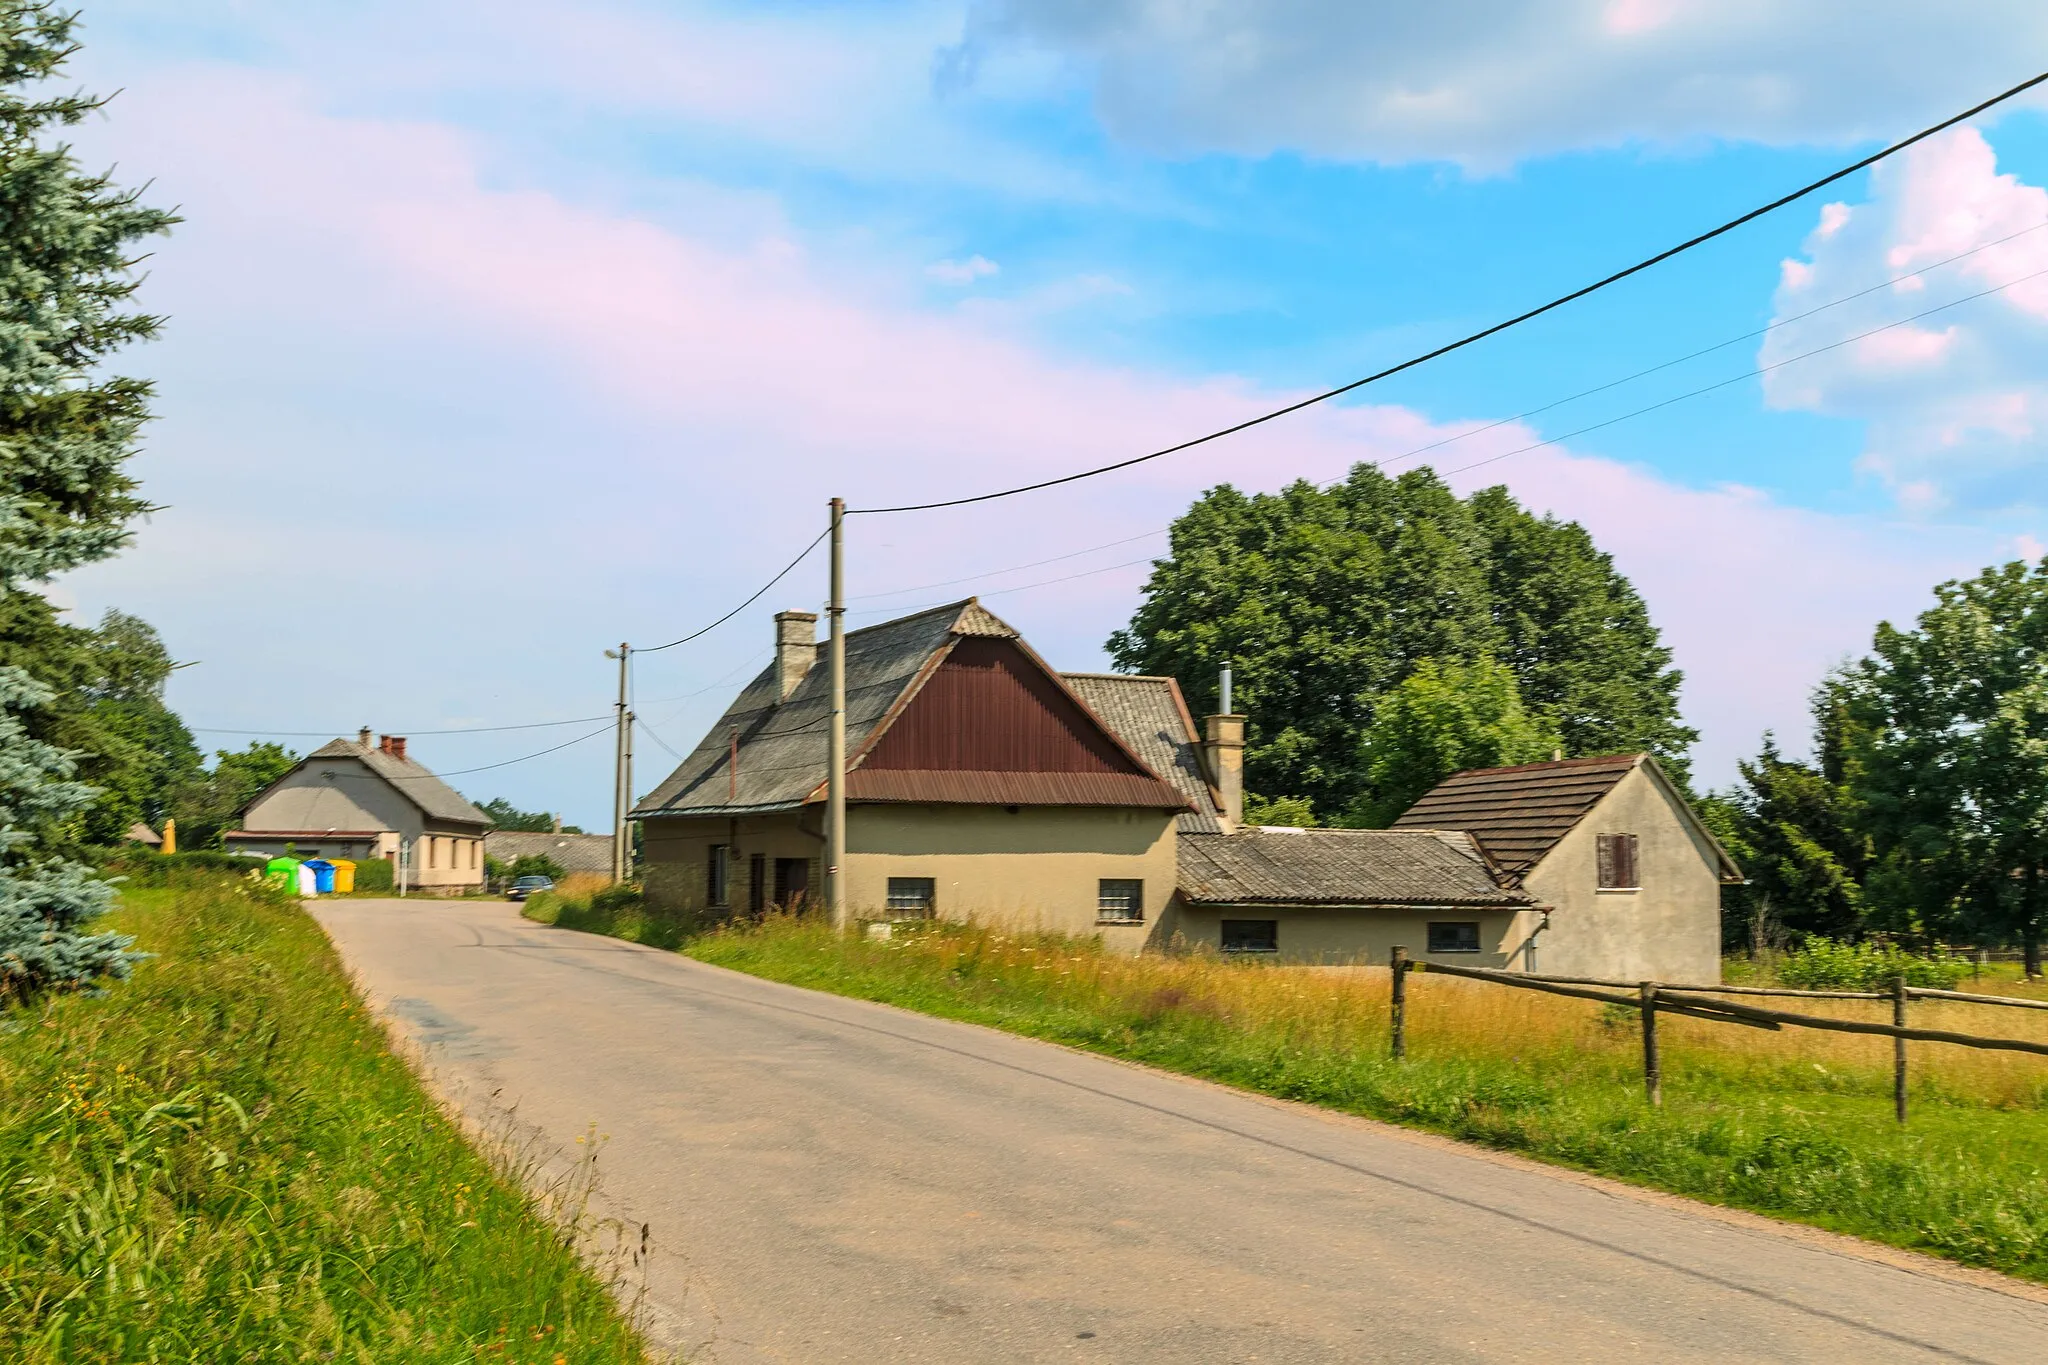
609;642;632;882
827;497;847;930
1389;945;1409;1060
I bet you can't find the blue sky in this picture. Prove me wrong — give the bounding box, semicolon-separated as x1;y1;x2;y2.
49;0;2048;824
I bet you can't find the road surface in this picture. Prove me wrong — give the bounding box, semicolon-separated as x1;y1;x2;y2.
311;897;2048;1363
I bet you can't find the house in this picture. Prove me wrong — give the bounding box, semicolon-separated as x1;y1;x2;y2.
123;821;163;849
630;602;1193;945
484;829;615;878
1392;754;1742;981
223;730;492;894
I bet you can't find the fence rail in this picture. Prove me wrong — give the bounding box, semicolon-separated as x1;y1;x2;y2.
1389;951;2048;1124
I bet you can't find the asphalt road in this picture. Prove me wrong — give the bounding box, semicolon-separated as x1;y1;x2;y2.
311;897;2048;1363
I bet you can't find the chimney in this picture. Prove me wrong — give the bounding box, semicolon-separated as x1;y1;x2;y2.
1204;666;1245;833
552;814;563;834
774;610;819;701
378;734;392;755
358;726;372;747
388;736;408;762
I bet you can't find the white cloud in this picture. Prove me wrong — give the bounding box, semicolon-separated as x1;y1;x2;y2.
951;0;2048;166
1761;128;2048;510
927;254;1001;284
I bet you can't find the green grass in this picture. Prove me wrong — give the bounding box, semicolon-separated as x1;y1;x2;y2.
649;914;2048;1284
2;877;656;1364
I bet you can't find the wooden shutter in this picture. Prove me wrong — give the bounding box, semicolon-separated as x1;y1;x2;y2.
1621;833;1639;889
1597;833;1616;888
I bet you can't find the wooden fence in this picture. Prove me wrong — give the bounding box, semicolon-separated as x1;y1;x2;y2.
1385;946;2048;1122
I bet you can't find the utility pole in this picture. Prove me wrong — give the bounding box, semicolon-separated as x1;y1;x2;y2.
608;642;632;882
827;497;847;930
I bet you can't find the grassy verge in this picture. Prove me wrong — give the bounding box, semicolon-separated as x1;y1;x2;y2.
649;914;2048;1283
2;877;656;1363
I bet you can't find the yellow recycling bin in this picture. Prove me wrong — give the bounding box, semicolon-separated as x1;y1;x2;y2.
329;858;357;894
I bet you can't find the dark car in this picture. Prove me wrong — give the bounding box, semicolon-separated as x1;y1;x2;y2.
506;874;555;902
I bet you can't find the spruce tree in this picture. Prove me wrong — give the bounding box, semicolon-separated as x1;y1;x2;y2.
0;6;176;1000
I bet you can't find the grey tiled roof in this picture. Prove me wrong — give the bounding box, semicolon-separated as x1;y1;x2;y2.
1390;754;1641;875
1176;828;1532;908
1061;673;1222;834
632;600;1013;818
305;739;491;826
484;831;615;875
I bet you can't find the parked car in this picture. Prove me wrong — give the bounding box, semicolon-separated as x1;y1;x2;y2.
506;874;555;902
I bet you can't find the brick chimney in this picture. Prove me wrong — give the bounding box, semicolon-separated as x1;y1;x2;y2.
378;734;392;755
774;610;819;702
1204;665;1245;833
380;735;408;762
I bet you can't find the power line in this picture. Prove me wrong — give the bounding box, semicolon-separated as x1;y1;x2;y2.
636;527;830;654
847;68;2048;516
842;218;2048;609
407;724;616;778
190;714;612;738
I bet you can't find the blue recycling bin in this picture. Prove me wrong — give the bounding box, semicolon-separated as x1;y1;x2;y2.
303;859;337;894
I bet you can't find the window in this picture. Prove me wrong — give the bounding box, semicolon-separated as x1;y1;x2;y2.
1221;919;1278;954
886;877;936;919
427;837;438;870
1097;879;1144;923
1596;833;1640;891
707;844;731;907
1428;921;1481;954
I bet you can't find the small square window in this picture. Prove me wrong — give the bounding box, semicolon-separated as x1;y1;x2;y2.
1221;919;1278;954
885;877;936;919
1097;878;1144;923
1428;921;1481;954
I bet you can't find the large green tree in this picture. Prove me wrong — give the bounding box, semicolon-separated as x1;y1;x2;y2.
1707;728;1868;952
1838;560;2048;977
166;742;298;850
1352;656;1560;827
1108;465;1692;816
0;7;176;999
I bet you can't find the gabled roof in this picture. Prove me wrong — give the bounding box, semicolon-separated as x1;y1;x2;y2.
632;599;1187;819
484;830;615;876
1061;673;1224;834
1177;828;1534;909
1391;753;1741;882
285;738;492;827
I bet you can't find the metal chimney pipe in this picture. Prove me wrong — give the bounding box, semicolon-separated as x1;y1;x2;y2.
1220;665;1233;716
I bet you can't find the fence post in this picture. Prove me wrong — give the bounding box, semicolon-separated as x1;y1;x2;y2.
1390;945;1408;1061
1640;981;1661;1108
1893;974;1909;1125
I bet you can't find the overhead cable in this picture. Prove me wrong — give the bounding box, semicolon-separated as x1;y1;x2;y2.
847;68;2048;516
636;527;830;653
190;714;613;738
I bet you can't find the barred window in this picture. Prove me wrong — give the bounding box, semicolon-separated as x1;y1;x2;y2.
1221;920;1278;954
1097;879;1144;923
707;844;731;907
1428;921;1480;953
886;877;936;918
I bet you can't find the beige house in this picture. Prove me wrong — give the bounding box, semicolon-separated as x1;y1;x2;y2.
1393;755;1741;981
631;602;1192;948
225;731;491;893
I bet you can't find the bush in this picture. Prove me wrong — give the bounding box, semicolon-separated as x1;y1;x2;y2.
351;856;394;893
98;849;267;888
1778;937;1969;990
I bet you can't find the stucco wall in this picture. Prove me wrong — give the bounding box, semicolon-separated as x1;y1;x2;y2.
642;804;1178;951
1171;904;1530;967
846;803;1177;953
1522;765;1724;983
640;811;822;915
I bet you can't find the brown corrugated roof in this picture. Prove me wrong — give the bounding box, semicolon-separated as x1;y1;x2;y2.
632;600;1186;818
1389;753;1640;876
1177;828;1533;909
1060;673;1224;834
